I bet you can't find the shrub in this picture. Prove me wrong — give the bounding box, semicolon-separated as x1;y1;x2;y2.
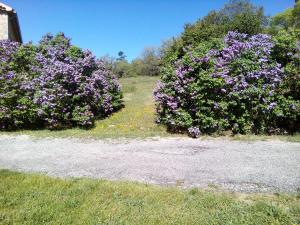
0;33;123;130
272;30;300;100
0;41;39;129
154;31;300;136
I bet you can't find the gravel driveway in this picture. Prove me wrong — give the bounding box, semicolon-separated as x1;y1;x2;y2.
0;135;299;193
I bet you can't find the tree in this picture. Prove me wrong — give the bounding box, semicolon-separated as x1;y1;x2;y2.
268;1;300;33
113;51;132;77
270;8;294;31
181;0;268;47
292;0;300;28
98;54;116;71
139;47;161;76
117;51;126;61
113;60;131;77
130;59;144;77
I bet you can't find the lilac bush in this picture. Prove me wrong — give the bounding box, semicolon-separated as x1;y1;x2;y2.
0;33;123;130
0;41;40;129
155;31;299;136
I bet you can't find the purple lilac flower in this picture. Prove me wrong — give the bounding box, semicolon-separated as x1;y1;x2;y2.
188;127;201;138
268;102;277;110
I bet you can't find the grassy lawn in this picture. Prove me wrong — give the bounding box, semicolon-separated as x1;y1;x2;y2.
1;75;299;141
0;170;299;225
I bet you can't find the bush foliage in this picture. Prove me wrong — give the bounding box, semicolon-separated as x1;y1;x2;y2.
154;31;300;137
0;33;123;130
182;0;267;46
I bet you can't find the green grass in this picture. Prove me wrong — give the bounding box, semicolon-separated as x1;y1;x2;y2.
0;170;299;225
1;76;299;141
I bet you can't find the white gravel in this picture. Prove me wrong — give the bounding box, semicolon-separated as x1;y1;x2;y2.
0;135;299;193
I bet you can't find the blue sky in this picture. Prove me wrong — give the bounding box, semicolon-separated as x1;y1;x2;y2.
4;0;295;61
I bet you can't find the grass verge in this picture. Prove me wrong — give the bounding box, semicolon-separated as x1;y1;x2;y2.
0;170;299;225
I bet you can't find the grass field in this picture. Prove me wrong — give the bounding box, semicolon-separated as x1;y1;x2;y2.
0;170;299;225
1;76;299;141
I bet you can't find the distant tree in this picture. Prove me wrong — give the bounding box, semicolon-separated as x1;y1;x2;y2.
268;0;300;34
112;51;132;77
98;54;116;71
130;59;144;76
270;8;294;31
117;51;127;61
139;47;161;76
113;60;132;77
128;47;161;76
292;1;300;28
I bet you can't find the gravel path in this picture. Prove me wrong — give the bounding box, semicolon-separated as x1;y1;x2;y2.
0;135;299;193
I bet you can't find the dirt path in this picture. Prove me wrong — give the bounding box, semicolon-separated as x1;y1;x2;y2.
0;135;299;193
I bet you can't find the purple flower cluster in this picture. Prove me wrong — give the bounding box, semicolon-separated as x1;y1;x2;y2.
212;32;283;94
0;33;123;130
188;127;201;138
0;40;19;63
155;31;299;135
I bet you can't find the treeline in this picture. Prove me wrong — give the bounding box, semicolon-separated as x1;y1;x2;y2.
101;48;162;77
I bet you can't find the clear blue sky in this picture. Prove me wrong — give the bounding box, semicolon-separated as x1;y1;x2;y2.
3;0;295;61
